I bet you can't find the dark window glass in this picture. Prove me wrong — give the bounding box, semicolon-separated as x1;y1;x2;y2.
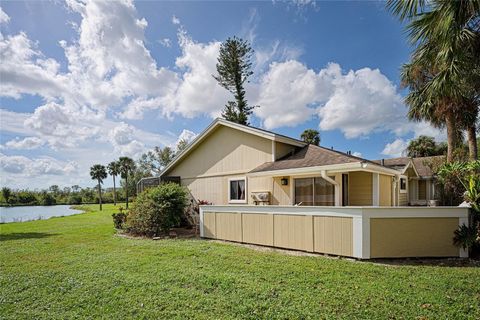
230;180;245;201
314;177;335;206
295;177;335;206
400;178;407;190
294;178;313;206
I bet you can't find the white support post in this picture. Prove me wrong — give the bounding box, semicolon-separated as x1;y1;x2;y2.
459;216;469;258
271;140;276;162
352;215;370;259
372;173;379;206
321;170;340;206
199;206;204;238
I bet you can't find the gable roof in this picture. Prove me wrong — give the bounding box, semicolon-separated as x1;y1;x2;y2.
372;156;444;178
161;118;306;176
250;144;396;175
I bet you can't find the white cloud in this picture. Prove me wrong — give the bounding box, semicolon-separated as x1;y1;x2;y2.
352;152;362;158
381;138;408;157
0;7;10;24
172;15;180;25
159;38;171;47
174;129;197;149
318;67;405;138
4;137;44;150
0;153;78;176
108;122;146;157
254;60;337;129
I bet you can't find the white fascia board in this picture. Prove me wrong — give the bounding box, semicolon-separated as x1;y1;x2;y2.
401;160;420;177
248;162;401;177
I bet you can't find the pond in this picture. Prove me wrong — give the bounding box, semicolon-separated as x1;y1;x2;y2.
0;205;84;223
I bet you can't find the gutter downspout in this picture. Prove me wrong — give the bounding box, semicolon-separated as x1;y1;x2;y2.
321;170;340;206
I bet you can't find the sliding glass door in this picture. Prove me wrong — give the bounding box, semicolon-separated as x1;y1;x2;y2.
294;177;335;206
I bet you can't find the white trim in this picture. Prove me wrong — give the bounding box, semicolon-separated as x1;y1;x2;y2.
249;162;400;178
162;118;305;176
228;176;247;204
372;173;379;206
459;216;469;258
200;205;469;218
271;140;276;162
321;170;340;206
401;160;420;177
352;216;363;258
199;206;204;237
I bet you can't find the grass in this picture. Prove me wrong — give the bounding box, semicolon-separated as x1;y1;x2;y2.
1;204;479;319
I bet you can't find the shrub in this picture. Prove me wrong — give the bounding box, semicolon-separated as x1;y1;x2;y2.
68;194;83;205
112;211;127;229
126;183;188;237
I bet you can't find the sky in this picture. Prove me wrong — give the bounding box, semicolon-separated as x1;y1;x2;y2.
0;0;445;190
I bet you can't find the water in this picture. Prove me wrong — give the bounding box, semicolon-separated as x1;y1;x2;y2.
0;205;84;223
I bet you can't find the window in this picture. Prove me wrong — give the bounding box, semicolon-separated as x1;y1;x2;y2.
294;177;335;206
400;177;407;192
229;178;246;203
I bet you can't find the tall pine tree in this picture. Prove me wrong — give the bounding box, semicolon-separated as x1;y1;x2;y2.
213;36;256;125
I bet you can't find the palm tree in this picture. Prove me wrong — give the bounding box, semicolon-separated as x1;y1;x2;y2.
107;161;120;206
118;157;136;209
90;164;107;211
406;135;437;157
300;129;321;146
388;0;480;162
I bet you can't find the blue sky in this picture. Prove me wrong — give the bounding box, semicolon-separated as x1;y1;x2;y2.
0;0;444;189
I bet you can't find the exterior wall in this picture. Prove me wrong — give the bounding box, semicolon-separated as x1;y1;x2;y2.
370;217;459;258
418;180;426;200
313;216;352;256
169;125;282;205
272;177;291;205
348;171;373;206
398;190;408;206
379;174;392;206
200;206;469;259
274;215;314;251
275;142;296;160
169;126;273;178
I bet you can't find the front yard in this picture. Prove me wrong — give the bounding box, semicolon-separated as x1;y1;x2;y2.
0;204;479;319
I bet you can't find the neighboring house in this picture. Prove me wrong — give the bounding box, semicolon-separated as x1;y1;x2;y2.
160;118;441;207
372;156;444;206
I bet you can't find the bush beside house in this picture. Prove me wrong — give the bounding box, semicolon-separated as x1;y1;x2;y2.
124;183;188;237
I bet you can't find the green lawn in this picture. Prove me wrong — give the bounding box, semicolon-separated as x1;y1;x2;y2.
1;204;479;319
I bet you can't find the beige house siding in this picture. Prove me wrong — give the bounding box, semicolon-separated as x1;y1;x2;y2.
168;125;272;178
313;216;352;256
348;171;373;206
242;214;274;246
418;180;426;200
181;176;227;204
274;215;314;251
399;191;408;206
202;211;353;256
272;177;291;205
275;142;296;160
370;217;459;258
379;174;392;206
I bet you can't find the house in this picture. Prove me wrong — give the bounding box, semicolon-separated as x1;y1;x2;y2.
160;118;439;207
372;156;444;206
158;119;468;259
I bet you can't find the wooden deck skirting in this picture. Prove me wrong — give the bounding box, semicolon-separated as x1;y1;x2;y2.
199;205;470;259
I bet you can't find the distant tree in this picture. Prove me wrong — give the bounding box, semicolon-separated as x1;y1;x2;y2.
107;161;120;206
213;36;256;125
1;187;12;204
40;191;56;206
118;157;136;209
138;146;175;176
71;185;81;193
176;139;189;153
90;164;107;211
300;129;321;146
406;136;438;157
49;185;60;196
